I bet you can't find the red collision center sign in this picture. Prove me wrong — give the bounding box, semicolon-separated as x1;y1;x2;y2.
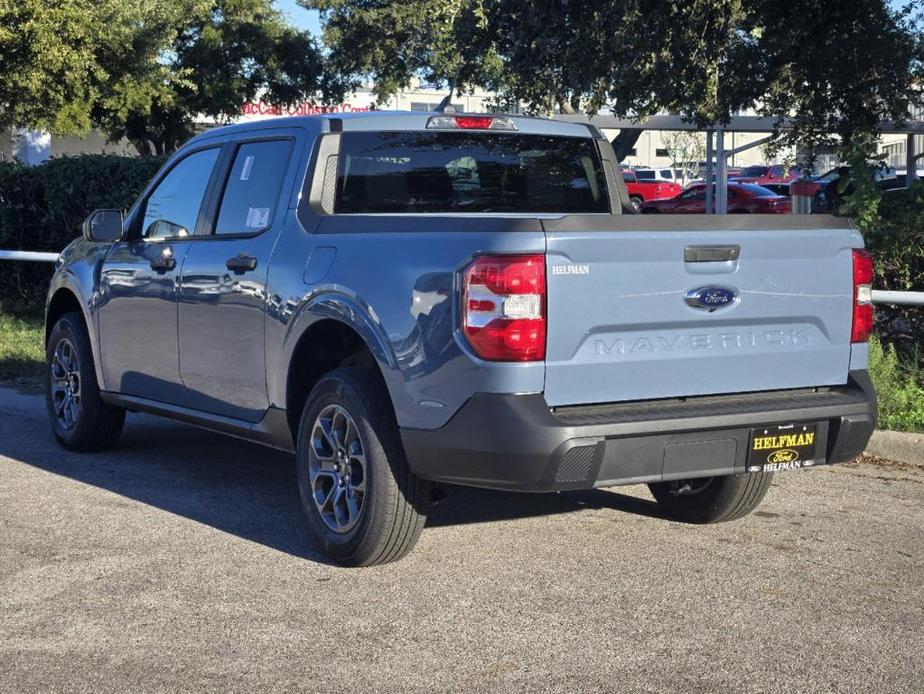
241;101;373;117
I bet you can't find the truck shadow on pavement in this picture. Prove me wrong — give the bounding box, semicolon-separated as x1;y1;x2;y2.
3;408;665;563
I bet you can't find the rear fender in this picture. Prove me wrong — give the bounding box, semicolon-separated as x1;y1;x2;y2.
275;288;404;414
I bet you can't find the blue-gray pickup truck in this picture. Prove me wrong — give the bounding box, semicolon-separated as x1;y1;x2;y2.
45;112;877;565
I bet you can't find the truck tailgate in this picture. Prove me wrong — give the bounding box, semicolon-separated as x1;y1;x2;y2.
543;217;861;407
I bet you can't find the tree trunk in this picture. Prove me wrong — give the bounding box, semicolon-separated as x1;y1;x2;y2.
610;128;644;162
555;94;576;115
127;137;153;157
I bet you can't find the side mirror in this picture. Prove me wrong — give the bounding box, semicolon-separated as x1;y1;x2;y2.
82;209;123;242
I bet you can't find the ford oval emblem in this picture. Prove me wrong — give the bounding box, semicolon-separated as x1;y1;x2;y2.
684;285;739;312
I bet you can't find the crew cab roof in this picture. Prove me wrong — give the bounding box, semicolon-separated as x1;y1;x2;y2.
186;111;602;147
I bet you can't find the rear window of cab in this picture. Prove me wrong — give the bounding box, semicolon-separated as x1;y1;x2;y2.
334;131;609;214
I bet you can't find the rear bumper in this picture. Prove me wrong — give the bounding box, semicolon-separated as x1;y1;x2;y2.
400;371;877;492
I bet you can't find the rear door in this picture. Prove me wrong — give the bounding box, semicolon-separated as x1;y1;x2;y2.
177;132;299;421
543;216;858;407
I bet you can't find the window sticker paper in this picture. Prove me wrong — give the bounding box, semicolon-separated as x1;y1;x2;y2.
240;155;255;181
246;207;271;228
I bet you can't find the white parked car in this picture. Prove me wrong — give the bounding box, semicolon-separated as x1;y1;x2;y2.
634;168;681;183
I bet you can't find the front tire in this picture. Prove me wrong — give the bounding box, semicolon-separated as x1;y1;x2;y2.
648;472;773;523
45;312;125;451
296;368;427;566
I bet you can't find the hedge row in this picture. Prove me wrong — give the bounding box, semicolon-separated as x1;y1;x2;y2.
0;154;164;313
863;184;924;352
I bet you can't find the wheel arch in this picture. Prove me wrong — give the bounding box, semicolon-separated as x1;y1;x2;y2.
45;281;107;391
45;286;84;344
279;296;401;445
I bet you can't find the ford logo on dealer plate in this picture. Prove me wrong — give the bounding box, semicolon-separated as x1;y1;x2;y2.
684;285;739;312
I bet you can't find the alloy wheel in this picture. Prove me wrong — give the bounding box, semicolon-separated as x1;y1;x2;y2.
308;404;367;533
50;338;81;430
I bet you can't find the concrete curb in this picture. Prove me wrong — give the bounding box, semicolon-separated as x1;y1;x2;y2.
865;430;924;467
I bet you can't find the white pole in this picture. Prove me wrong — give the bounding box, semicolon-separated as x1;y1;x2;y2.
705;130;714;214
716;126;727;214
0;250;59;263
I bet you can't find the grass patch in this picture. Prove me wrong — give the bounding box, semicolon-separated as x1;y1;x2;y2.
0;312;44;382
869;337;924;433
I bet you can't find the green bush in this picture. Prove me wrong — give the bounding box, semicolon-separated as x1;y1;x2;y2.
860;182;924;354
0;154;165;313
868;337;924;433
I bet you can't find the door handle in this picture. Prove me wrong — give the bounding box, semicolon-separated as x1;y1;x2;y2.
150;247;176;272
226;253;258;273
684;245;740;262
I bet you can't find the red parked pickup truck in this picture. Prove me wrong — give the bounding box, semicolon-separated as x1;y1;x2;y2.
623;171;683;211
731;164;802;186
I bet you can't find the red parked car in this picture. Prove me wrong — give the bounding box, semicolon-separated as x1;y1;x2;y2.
623;171;683;211
640;183;791;214
731;164;801;186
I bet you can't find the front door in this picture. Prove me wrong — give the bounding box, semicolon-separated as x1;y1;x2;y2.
177;137;296;421
97;146;221;402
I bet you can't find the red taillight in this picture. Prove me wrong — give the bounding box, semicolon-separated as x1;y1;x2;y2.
462;254;546;361
851;249;875;343
454;116;494;129
426;115;518;131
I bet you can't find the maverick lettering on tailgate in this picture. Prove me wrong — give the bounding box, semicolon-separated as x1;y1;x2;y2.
747;424;819;473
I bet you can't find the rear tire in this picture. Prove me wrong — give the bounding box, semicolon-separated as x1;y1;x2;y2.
630;195;643;211
45;312;125;451
648;472;773;523
295;368;427;566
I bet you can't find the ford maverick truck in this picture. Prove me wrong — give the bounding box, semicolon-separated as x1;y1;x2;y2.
45;112;877;565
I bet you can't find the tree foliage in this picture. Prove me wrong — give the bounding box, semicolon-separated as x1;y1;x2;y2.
305;0;924;149
0;0;185;136
96;0;336;154
1;0;338;155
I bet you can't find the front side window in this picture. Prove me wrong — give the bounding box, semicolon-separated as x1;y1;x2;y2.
335;131;609;214
142;148;219;240
215;139;293;235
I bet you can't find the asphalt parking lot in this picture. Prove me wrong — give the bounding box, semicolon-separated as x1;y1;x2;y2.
1;385;922;693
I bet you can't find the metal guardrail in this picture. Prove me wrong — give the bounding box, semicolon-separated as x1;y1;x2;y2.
870;290;924;306
0;250;59;263
1;249;922;306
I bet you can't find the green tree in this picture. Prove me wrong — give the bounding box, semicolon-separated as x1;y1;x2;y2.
96;0;338;155
304;0;923;156
0;0;185;136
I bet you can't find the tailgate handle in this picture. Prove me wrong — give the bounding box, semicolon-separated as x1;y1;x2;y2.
684;245;740;262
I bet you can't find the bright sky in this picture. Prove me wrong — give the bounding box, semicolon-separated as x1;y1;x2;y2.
274;1;322;34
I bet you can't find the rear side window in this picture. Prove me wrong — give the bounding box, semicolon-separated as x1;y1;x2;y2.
215;139;293;235
635;170;655;180
335;131;609;214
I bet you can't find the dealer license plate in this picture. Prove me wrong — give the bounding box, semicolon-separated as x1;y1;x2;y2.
747;423;819;473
